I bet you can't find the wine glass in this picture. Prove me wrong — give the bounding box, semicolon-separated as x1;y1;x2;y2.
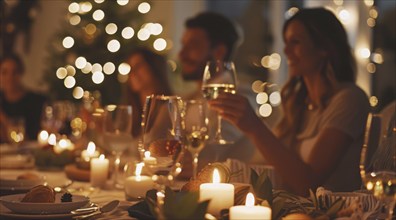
360;113;395;220
103;105;133;189
182;99;208;179
202;60;237;145
141;95;185;219
7;116;25;146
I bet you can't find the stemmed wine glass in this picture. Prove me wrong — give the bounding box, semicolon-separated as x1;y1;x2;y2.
103;105;133;189
141;95;185;219
360;113;395;220
182;99;208;179
202;60;237;145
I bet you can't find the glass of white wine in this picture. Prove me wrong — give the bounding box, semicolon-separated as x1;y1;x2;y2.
103;104;133;189
201;60;237;145
182;99;208;180
360;113;395;220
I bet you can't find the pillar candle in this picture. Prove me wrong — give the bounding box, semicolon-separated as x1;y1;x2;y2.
230;193;271;220
124;163;154;200
90;154;109;188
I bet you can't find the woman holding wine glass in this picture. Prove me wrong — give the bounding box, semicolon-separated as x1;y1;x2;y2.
208;8;370;196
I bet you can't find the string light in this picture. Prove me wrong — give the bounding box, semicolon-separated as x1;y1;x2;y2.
107;39;121;52
117;0;129;6
251;80;263;93
79;2;92;14
62;36;74;48
66;65;76;76
137;29;150;41
94;0;104;3
82;62;92;74
92;71;104;84
118;63;131;75
75;56;87;69
73;87;84;99
56;67;68;79
256;92;268;105
69;15;81;25
68;2;79;13
91;63;102;73
259;104;272;117
105;23;118;35
269;91;281;106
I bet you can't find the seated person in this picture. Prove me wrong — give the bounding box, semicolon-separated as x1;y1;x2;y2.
0;53;47;143
208;8;369;195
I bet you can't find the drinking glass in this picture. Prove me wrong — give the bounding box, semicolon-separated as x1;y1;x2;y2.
141;95;185;219
182;99;208;179
103;105;133;188
360;113;395;220
202;60;237;145
7;117;25;145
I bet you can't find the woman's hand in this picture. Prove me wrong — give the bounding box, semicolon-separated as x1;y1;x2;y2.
207;93;262;136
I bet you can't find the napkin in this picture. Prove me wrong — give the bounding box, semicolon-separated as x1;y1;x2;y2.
128;201;156;220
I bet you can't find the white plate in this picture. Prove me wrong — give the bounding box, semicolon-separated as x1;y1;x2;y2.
0;194;89;214
0;155;35;169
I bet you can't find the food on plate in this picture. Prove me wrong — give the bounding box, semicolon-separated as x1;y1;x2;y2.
21;185;55;203
61;192;73;202
17;172;40;180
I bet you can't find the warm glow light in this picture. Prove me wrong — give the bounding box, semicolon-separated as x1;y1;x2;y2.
122;27;134;39
333;0;343;6
135;162;144;179
85;23;97;35
64;76;76;88
56;67;67;79
285;7;299;19
118;73;128;83
105;23;118;35
69;15;81;25
256;92;268;104
103;62;116;75
73;87;84;99
79;2;92;13
147;23;163;35
367;18;376;27
107;39;120;52
117;0;129;6
338;9;351;24
68;2;79;13
93;9;105;21
259;103;272;117
92;63;102;73
75;56;87;69
366;181;374;190
138;2;150;14
94;0;104;3
153;38;167;51
92;71;104;84
82;62;92;74
118;63;131;75
369;96;378;107
137;29;150;41
372;53;383;64
364;0;374;7
48;133;57;145
144;151;151;158
245;193;255;207
212;168;220;183
367;63;376;73
369;8;378;19
252;80;263;93
87;141;96;154
358;48;371;59
99;154;105;160
62;36;74;48
39;130;49;142
269;91;281;106
269;53;281;70
66;65;76;76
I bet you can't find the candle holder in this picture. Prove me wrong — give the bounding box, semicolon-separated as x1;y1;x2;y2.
124;162;154;201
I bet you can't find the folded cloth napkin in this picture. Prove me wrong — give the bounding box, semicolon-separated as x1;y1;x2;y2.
128;201;156;220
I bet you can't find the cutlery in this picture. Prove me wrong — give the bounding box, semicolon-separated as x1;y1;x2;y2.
73;200;119;219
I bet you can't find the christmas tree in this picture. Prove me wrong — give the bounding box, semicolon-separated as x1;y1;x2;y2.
44;0;166;104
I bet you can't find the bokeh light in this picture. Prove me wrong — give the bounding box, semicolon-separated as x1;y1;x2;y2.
138;2;150;14
79;2;92;14
92;71;105;84
118;63;131;75
68;2;79;13
338;9;351;24
252;80;263;93
256;92;268;105
358;48;371;59
64;76;76;88
367;63;376;73
85;23;97;35
91;63;102;73
56;67;67;79
137;29;150;41
259;104;272;117
153;38;167;51
93;10;105;21
117;73;129;83
285;7;299;19
372;53;383;64
75;56;87;69
62;36;74;48
94;0;104;3
369;96;378;107
117;0;129;6
364;0;374;7
103;62;116;75
66;65;76;76
107;39;121;52
121;27;134;39
105;23;118;35
73;87;84;99
269;91;281;106
82;62;92;74
69;15;81;25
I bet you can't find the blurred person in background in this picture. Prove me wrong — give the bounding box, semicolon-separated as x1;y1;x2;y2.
208;8;369;195
0;53;47;143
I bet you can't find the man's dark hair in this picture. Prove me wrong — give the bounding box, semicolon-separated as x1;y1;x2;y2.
185;12;239;60
0;53;25;74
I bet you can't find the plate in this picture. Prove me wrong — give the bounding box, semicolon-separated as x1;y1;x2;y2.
0;173;46;196
0;210;78;219
0;194;90;214
0;155;35;169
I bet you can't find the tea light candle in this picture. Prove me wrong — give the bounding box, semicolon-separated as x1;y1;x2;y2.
53;137;75;154
37;130;49;146
90;154;109;188
230;193;271;220
200;168;234;216
143;151;157;165
81;141;100;161
124;162;154;200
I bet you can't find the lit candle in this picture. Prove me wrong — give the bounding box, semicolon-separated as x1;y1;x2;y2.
199;168;235;216
124;162;154;201
53;137;75;154
230;193;271;220
143;151;157;165
81;141;100;161
48;133;57;146
90;154;109;188
37;130;49;146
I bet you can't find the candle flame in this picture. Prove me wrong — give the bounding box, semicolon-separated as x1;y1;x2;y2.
99;154;105;160
144;151;151;158
59;139;68;148
212;168;220;183
135;162;144;177
48;133;57;145
39;130;49;140
245;193;255;207
87;141;96;154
